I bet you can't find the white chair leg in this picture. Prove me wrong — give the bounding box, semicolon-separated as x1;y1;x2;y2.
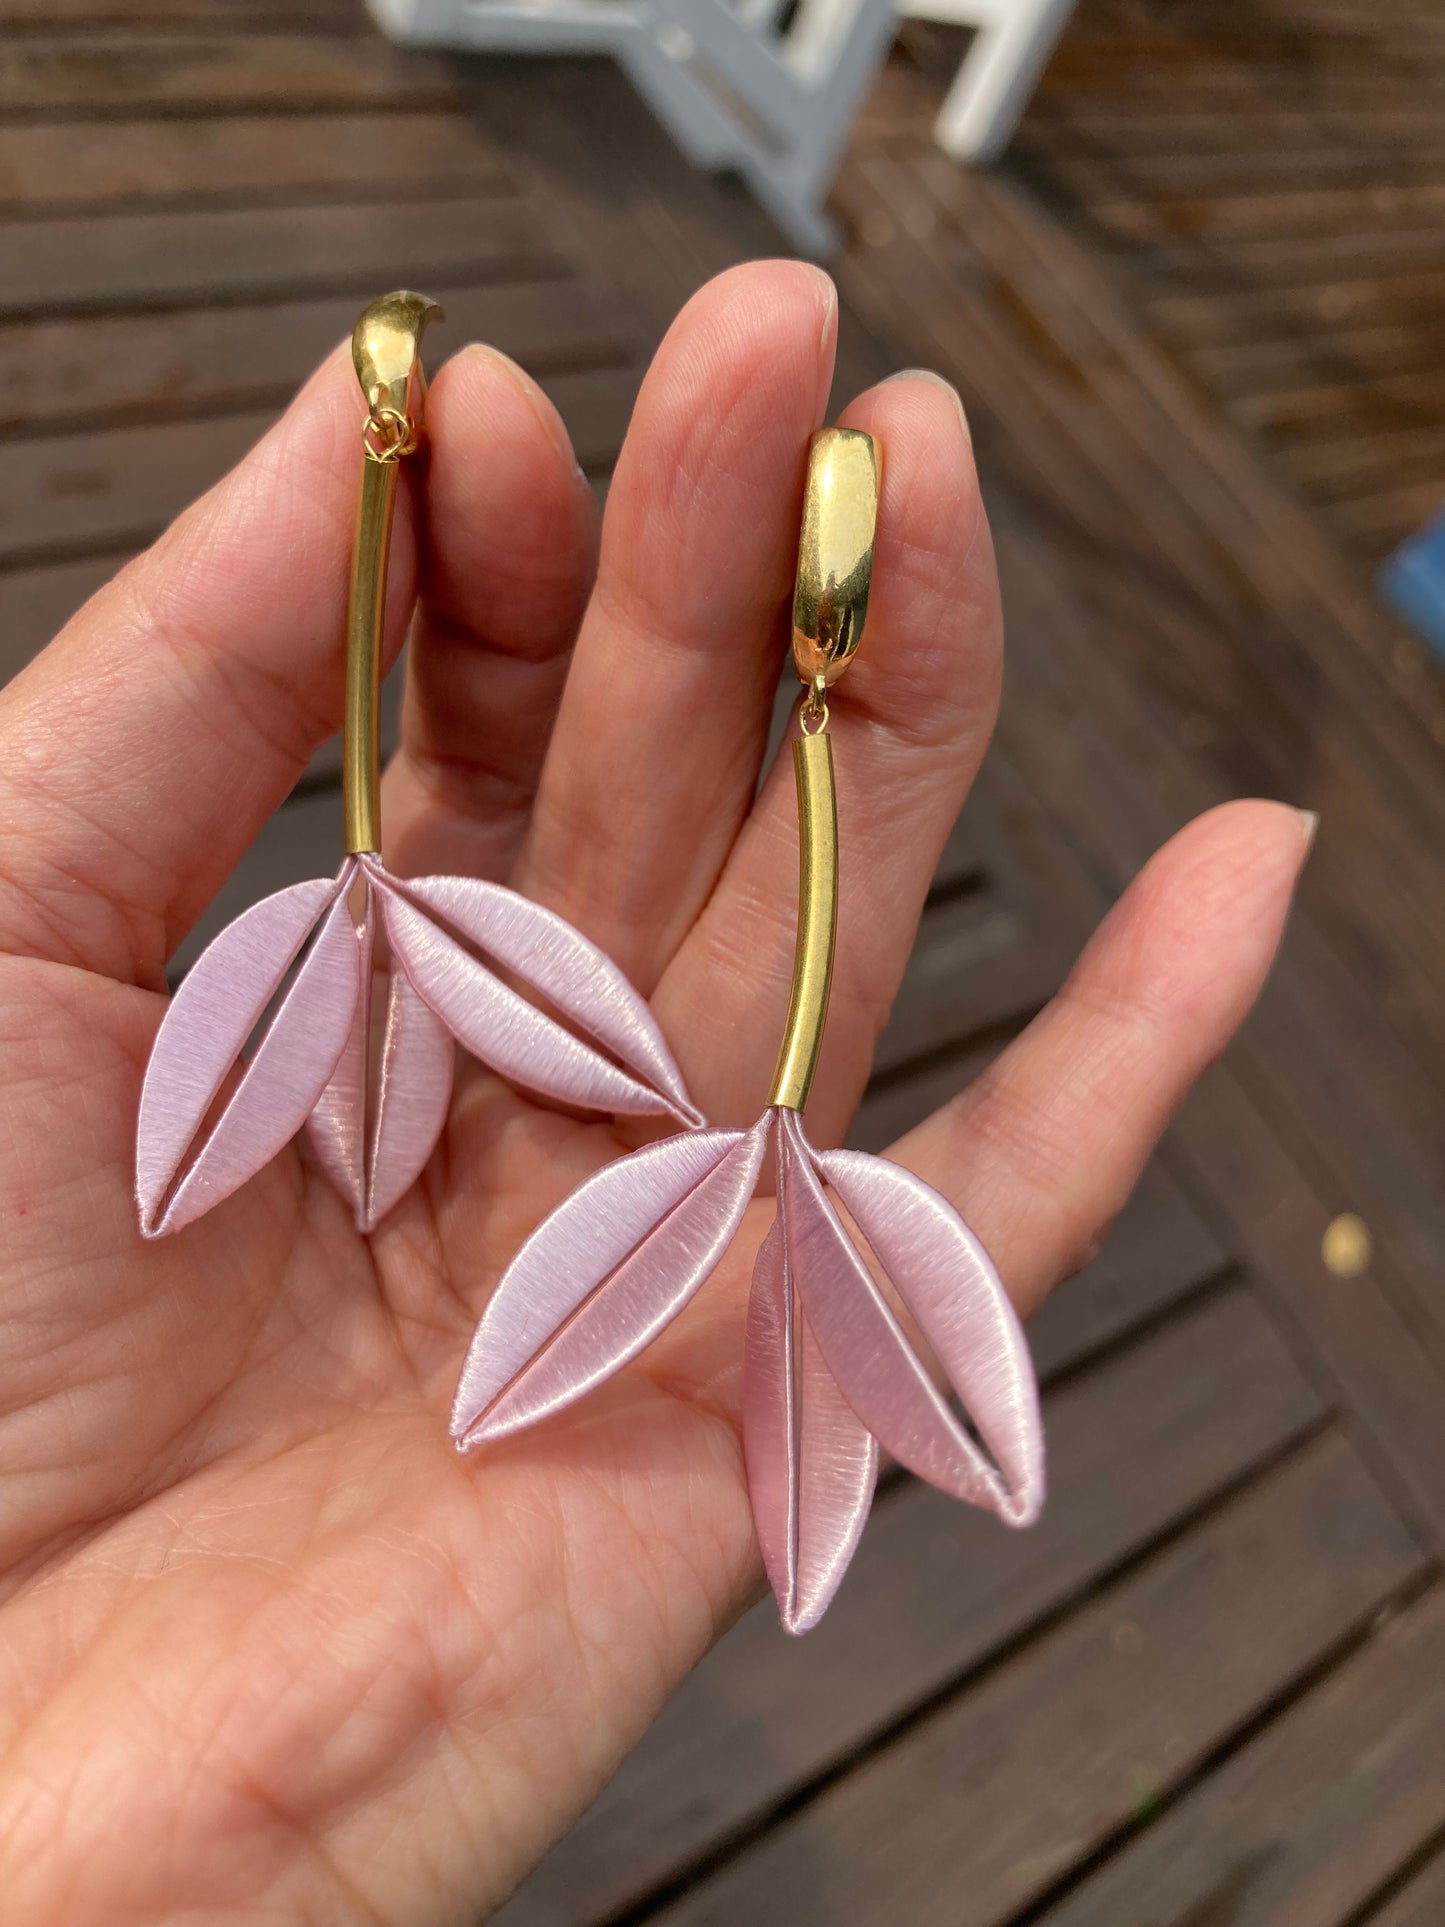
932;0;1074;162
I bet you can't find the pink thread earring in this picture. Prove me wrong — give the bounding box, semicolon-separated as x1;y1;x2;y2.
451;429;1045;1632
136;292;700;1240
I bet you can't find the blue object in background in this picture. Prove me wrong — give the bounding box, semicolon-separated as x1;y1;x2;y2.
1380;508;1445;663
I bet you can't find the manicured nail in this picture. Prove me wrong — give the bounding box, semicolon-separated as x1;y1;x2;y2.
461;341;584;481
884;367;970;443
1297;809;1319;852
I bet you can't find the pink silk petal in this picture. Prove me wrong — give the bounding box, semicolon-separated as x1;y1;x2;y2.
817;1142;1044;1524
744;1213;879;1634
778;1109;1042;1523
305;893;374;1223
453;1118;771;1448
378;883;685;1123
364;956;454;1230
368;862;701;1126
306;890;454;1232
139;881;361;1237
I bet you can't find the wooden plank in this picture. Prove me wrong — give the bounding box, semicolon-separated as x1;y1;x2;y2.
0;278;635;437
494;1289;1326;1927
1042;181;1445;248
1024;1160;1228;1380
1237;371;1445;442
853;1035;1231;1381
837;156;1445;1074
981;514;1445;1543
0;196;557;318
0;1;357;18
1369;1850;1445;1927
0;113;505;212
1040;1584;1445;1926
0;409;272;570
0;34;455;118
867;885;1068;1076
1189;322;1443;392
0;552;123;677
643;1433;1425;1927
1149;273;1445;352
0;360;630;650
170;785;340;976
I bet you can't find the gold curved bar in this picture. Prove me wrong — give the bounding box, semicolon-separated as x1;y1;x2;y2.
343;291;443;855
768;730;839;1112
791;427;879;691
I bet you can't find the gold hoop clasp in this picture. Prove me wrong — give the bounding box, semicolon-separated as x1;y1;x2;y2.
344;290;444;854
791;427;880;696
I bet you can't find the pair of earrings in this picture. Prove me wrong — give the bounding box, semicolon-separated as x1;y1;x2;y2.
137;291;1044;1633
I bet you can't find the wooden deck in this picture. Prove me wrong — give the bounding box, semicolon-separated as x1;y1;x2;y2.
2;2;1443;1921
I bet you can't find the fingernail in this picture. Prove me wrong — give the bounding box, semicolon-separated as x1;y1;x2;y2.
798;261;837;315
884;367;970;443
460;341;584;481
1297;808;1319;853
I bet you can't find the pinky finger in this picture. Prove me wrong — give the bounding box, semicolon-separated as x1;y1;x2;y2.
886;800;1314;1322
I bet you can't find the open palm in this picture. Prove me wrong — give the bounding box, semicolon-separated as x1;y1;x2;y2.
0;263;1308;1924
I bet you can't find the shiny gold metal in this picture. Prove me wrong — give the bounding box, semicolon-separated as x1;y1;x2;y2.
791;427;879;691
343;291;442;854
1322;1213;1372;1279
769;729;839;1111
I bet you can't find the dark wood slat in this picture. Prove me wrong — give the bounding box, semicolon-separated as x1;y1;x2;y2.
868;886;1068;1076
0;278;635;437
852;1033;1231;1383
0;408;271;570
1329;475;1445;552
1025;1161;1228;1379
838;155;1445;1074
1189;321;1442;391
984;513;1445;1544
170;786;339;976
0;352;626;624
0;112;504;212
1040;1584;1445;1925
496;1289;1327;1927
0;34;454;117
1368;1850;1445;1927
0;552;123;677
1238;371;1445;442
0;195;556;318
1148;273;1445;353
1068;180;1445;247
0;1;357;18
644;1433;1424;1927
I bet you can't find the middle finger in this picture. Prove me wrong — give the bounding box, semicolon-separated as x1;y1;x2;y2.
512;260;839;991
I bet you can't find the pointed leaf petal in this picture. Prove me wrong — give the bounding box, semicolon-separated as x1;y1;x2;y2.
744;1214;878;1634
139;881;360;1237
364;961;454;1230
815;1142;1044;1524
453;1117;770;1447
378;883;683;1123
779;1110;1043;1524
306;895;374;1223
372;865;700;1125
307;890;455;1232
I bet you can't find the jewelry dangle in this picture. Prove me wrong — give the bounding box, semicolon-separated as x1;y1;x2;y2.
451;429;1045;1633
136;292;700;1240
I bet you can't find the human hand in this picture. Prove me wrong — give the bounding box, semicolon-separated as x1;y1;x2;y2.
0;262;1310;1922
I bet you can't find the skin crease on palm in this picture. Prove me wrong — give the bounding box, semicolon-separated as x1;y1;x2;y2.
0;260;1311;1924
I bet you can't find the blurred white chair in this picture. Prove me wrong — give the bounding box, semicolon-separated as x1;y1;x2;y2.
370;0;1069;249
900;0;1075;160
372;0;896;255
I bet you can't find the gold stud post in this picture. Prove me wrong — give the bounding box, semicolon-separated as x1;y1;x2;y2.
343;290;443;856
769;428;879;1111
